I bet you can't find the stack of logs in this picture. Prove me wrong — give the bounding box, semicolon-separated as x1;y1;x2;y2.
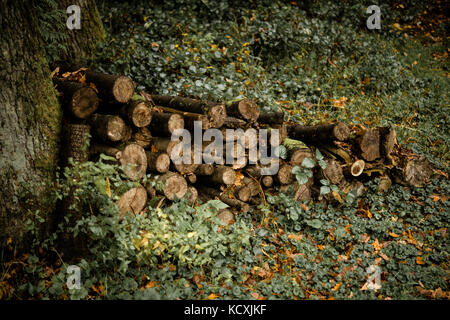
54;66;433;222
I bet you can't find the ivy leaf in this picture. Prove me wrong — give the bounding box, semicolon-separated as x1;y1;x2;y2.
295;173;309;185
315;148;324;161
320;186;331;195
301;157;315;168
291;166;302;175
320;179;329;186
318;159;327;169
208;200;229;210
305;219;322;229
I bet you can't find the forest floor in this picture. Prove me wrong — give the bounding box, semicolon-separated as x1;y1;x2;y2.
1;0;449;300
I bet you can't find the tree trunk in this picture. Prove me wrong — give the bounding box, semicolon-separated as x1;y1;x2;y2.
59;0;106;63
0;1;62;248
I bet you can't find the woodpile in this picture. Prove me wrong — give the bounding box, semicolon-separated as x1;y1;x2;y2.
54;67;434;220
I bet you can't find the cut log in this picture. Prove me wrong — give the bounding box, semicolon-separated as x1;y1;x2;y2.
89;143;121;159
155;172;188;200
55;80;99;119
242;177;260;197
257;111;285;125
195;164;215;176
225;99;260;122
210;165;236;185
149;112;184;136
262;176;274;188
61;123;90;165
235;185;251;202
151;137;179;156
320;159;344;185
131;127;152;148
378;176;392;193
146;151;170;174
276;163;295;185
218;209;235;225
119;143;147;180
379;126;397;158
151;95;226;128
357;128;380;162
287;122;350;143
393;154;432;187
223;116;247;129
90;114;127;142
83;70;135;103
186;173;197;184
154;105;210;130
117;186;147;218
186;186;198;205
344;160;365;177
119;100;152;128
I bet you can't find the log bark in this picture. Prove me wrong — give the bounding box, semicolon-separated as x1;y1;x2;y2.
257;112;285;125
119;143;147;180
54;80;99;119
146;151;170;174
287;122;350;143
357;128;380;162
151;95;226;128
117;186;147;218
149;112;184;136
90;114;127;142
61;123;90;165
89;143;121;159
226;99;260;122
379;126;397;158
